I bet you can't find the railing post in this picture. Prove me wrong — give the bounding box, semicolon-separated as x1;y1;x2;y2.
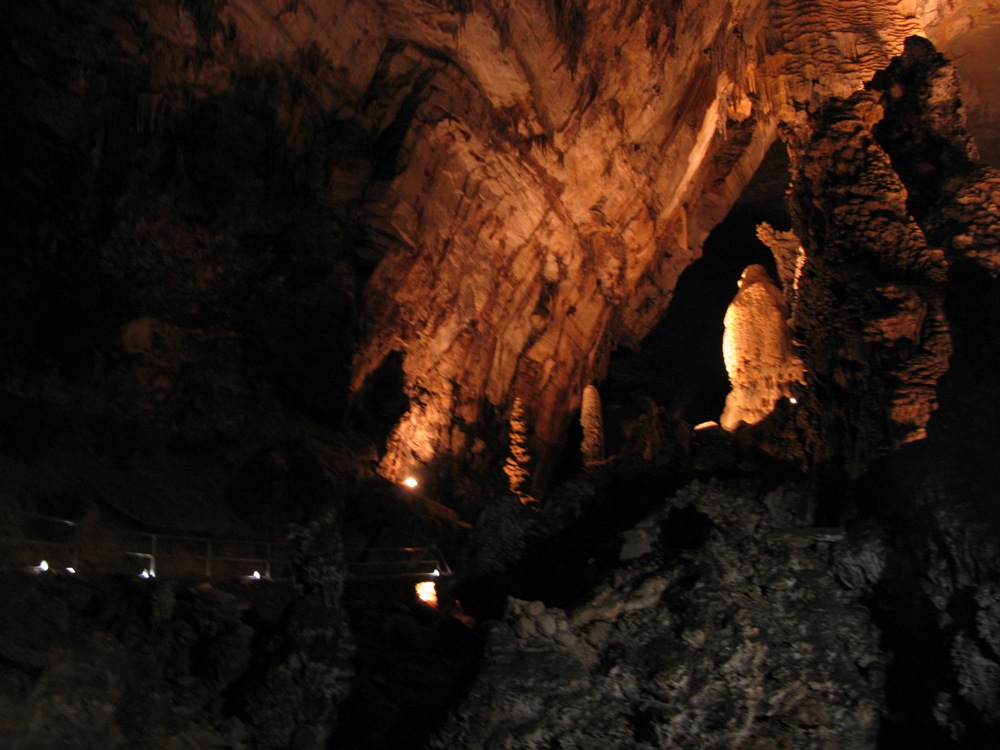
265;543;272;580
149;535;157;578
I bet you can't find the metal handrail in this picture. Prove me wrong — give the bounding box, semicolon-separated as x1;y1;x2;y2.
6;513;452;585
346;545;452;580
121;533;288;580
5;512;81;569
3;511;290;580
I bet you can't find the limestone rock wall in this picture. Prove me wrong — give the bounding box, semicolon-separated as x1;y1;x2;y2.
3;0;999;497
778;33;1000;478
349;0;964;490
783;86;953;474
869;36;1000;507
350;0;780;489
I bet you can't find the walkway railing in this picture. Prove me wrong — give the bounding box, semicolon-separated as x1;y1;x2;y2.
2;512;80;572
1;511;290;581
119;532;289;580
346;546;452;580
3;513;452;586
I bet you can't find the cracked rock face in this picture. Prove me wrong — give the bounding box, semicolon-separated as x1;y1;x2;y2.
783;87;953;474
350;0;956;489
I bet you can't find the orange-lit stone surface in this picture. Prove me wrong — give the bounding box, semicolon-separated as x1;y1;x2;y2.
720;264;803;431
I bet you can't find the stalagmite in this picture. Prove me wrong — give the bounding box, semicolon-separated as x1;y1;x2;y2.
720;265;804;431
580;384;606;467
504;397;532;503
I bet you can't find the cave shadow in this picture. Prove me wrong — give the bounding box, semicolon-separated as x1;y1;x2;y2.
332;578;484;750
603;206;788;442
843;438;1000;750
346;351;409;449
505;466;695;613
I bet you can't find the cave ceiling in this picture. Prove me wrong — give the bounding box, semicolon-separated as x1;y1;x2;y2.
4;0;1000;497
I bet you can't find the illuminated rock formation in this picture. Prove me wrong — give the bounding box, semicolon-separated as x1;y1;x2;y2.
6;3;1000;749
580;384;606;467
719;264;803;431
3;0;1000;491
756;223;805;317
504;397;532;502
784;83;952;473
344;0;999;487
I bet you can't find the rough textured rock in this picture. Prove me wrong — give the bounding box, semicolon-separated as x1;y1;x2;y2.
580;384;606;467
5;3;1000;747
459;492;539;584
241;511;354;749
783;83;952;475
352;0;968;490
0;573;275;750
868;36;1000;507
0;512;354;750
756;221;805;315
432;476;884;749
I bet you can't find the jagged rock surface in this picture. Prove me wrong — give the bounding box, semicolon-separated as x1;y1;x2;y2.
0;574;264;750
868;36;1000;502
783;84;952;474
432;477;884;749
4;4;1000;748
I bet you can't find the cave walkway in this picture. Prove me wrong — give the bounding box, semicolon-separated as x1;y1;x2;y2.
2;510;291;581
3;511;453;589
345;546;452;581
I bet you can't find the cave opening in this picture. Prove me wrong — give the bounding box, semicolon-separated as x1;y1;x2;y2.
602;142;792;444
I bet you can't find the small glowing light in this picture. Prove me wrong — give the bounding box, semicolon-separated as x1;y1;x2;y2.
139;568;155;579
415;580;438;607
432;568;441;578
66;567;76;574
403;476;418;489
789;397;798;405
36;560;49;573
251;570;261;580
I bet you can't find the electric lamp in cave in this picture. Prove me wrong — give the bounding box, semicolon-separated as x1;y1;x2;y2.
402;476;418;489
415;580;438;607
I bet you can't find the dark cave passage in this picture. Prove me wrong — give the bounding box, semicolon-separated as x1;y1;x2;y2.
603;206;788;436
602;140;792;435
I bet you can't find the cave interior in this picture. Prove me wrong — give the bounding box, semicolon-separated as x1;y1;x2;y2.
2;1;1000;748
